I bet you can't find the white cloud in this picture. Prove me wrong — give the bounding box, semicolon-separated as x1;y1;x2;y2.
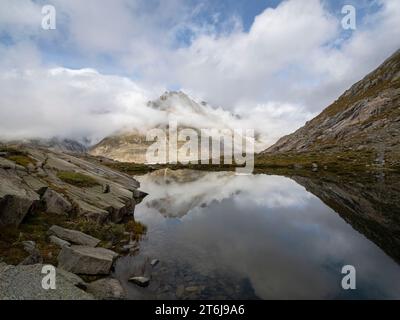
0;0;399;146
0;67;160;143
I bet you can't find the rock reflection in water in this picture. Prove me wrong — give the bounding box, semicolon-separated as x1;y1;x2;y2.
114;169;400;300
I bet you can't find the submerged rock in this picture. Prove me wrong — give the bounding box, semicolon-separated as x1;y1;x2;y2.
58;245;118;275
49;225;100;247
150;259;159;267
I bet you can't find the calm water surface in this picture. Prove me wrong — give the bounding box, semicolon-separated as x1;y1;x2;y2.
114;169;400;299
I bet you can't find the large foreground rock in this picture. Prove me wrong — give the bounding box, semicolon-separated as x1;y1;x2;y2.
49;225;100;247
0;264;93;300
58;245;118;275
42;188;72;215
0;168;40;227
86;278;125;300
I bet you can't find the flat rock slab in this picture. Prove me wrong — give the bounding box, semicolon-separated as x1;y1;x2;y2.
58;245;118;275
49;235;71;248
49;225;100;247
0;264;93;300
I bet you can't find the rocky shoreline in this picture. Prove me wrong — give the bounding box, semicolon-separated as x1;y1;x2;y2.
0;144;151;300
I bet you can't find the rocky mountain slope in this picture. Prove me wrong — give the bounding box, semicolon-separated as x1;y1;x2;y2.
0;143;142;227
263;49;400;168
0;138;88;154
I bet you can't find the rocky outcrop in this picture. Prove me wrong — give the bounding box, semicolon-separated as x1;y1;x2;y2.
0;144;148;299
0;144;145;226
49;225;100;247
0;167;40;227
57;245;118;275
0;264;94;300
263;49;400;168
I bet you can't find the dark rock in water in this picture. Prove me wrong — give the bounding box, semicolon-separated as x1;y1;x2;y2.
122;243;136;250
49;225;100;247
57;245;118;275
86;278;125;300
129;276;150;287
132;189;148;204
151;259;159;267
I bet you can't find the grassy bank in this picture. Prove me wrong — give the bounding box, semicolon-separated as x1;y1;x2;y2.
99;149;399;176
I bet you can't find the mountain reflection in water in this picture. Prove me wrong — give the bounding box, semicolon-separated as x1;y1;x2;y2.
113;169;400;300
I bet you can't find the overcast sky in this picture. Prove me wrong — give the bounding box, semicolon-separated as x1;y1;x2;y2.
0;0;399;145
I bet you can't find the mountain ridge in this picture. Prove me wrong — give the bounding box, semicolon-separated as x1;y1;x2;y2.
90;91;266;163
261;48;400;169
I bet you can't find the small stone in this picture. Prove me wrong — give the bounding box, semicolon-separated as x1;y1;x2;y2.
312;163;318;169
122;244;136;250
150;259;159;267
185;286;199;293
22;241;36;253
129;276;150;287
103;184;111;194
129;246;139;254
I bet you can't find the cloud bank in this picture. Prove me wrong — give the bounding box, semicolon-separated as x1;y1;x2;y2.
0;0;399;146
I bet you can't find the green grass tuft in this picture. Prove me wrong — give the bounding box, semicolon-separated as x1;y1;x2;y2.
57;171;100;188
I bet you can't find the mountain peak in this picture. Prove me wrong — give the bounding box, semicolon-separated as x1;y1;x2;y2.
147;90;209;116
